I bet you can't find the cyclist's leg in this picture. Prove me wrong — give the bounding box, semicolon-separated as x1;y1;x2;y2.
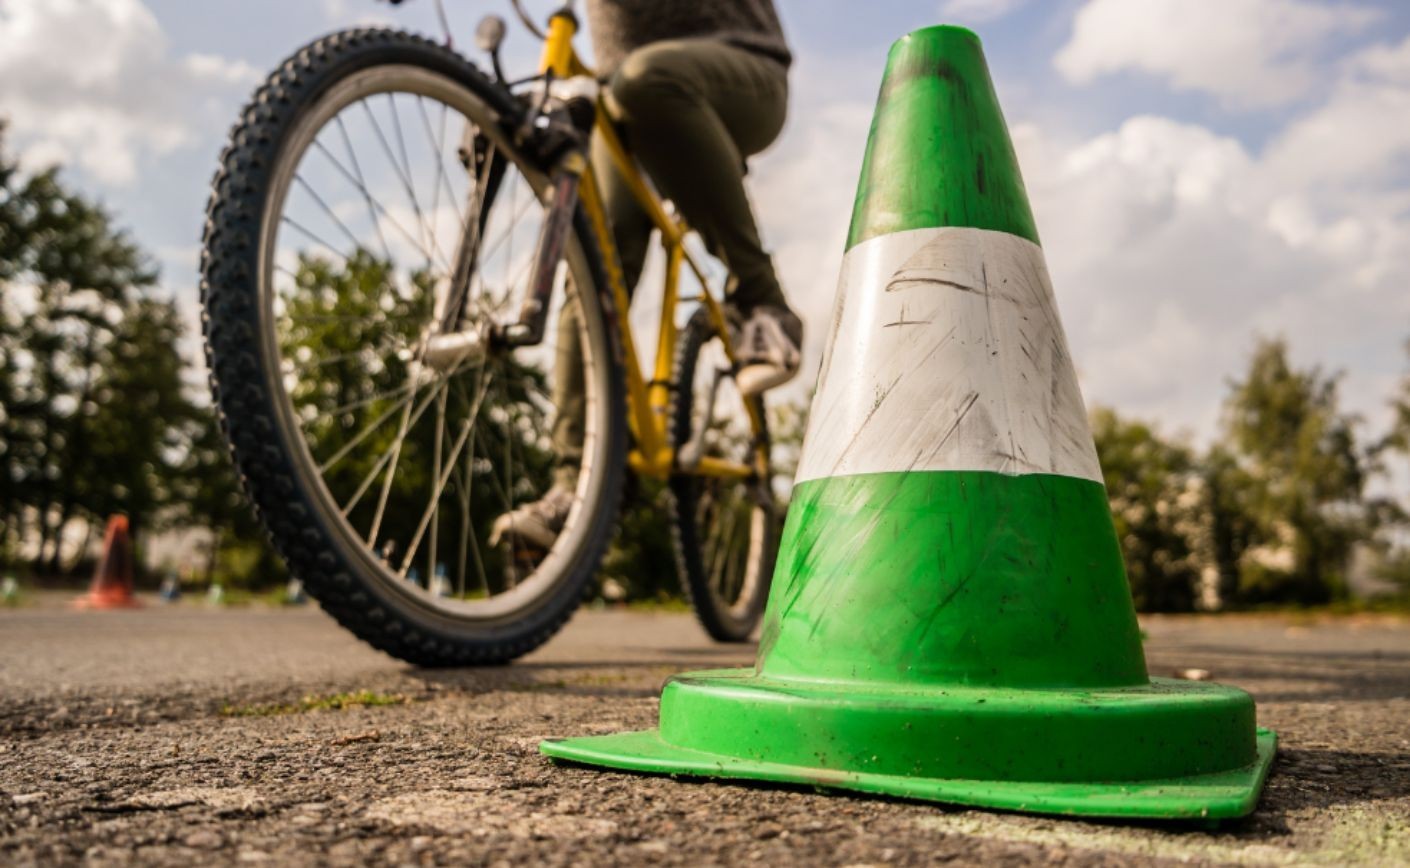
548;131;653;489
606;39;788;314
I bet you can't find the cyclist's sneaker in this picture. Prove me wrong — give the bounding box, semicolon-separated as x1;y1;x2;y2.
733;304;803;397
489;487;575;549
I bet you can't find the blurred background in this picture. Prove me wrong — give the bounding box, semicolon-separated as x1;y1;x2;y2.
2;0;1408;611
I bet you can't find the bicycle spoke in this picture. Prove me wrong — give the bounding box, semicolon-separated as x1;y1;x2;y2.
416;96;465;228
315;378;420;420
310;135;449;274
255;66;611;619
284;338;407;373
386;93;449;269
427;385;447;586
292;173;364;253
497;375;522;587
474;179;538;278
441;141;498;327
701;498;725;586
723;507;747;603
282;310;421;324
386;93;420;210
367;383;420;547
334;115;393;261
456;388;526;580
498;236;540;314
318;388;415;473
281;215;352;265
398;369;496;578
501;177;522;308
320;369;447;475
361;97;450;274
454;455;471;598
338;378;446;514
451;375;493;598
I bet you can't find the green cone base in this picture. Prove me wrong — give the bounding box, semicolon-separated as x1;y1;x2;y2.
540;670;1277;820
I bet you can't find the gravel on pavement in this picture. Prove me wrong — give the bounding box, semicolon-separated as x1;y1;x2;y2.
2;598;1407;866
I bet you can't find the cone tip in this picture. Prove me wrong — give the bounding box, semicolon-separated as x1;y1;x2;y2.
891;24;982;55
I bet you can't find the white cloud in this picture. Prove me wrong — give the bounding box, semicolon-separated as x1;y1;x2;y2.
1263;33;1410;196
0;0;258;184
185;53;262;87
1055;0;1380;109
938;0;1030;25
322;0;396;28
1353;30;1410;81
1019;82;1410;442
751;67;876;398
2;0;1403;465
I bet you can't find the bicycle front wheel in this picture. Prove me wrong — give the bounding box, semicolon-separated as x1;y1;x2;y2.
201;29;626;665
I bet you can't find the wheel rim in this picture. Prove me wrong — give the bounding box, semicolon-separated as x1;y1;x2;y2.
255;64;612;620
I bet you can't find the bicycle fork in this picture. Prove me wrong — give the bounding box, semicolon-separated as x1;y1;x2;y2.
500;150;584;347
423;82;595;370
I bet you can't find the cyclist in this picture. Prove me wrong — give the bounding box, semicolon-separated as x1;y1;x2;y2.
493;0;803;548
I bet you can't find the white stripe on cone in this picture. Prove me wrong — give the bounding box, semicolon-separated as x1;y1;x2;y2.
795;227;1101;486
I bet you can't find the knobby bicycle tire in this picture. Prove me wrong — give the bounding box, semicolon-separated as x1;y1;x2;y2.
200;28;628;665
668;309;777;642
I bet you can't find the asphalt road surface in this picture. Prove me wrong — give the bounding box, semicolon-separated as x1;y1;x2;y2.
2;597;1408;866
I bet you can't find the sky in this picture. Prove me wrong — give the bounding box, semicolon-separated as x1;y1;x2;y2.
2;0;1409;456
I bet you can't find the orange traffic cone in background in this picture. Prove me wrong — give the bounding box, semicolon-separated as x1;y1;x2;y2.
73;515;141;609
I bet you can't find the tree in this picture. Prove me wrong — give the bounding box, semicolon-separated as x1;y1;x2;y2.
84;297;200;542
1090;407;1201;611
0;122;235;580
1369;340;1410;599
177;409;284;588
0;123;171;574
1385;339;1410;457
1217;337;1374;604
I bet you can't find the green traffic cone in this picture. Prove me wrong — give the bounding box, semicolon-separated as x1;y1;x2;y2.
541;24;1275;820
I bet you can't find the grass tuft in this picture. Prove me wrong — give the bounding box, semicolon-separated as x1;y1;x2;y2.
221;689;408;717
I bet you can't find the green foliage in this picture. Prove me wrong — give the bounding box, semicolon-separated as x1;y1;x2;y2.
275;250;555;594
1090;407;1199;611
0;122;188;576
2;120;1406;611
1371;341;1410;598
86;298;194;534
0;122;278;585
1093;339;1384;611
1219;338;1373;605
598;476;679;601
1373;548;1410;599
1385;339;1410;457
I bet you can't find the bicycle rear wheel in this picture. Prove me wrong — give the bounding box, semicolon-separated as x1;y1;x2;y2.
669;309;779;642
201;29;626;665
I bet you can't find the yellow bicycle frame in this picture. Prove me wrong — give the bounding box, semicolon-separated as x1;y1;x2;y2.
538;12;766;483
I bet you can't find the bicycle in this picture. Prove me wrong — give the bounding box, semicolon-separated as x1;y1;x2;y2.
200;1;781;664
